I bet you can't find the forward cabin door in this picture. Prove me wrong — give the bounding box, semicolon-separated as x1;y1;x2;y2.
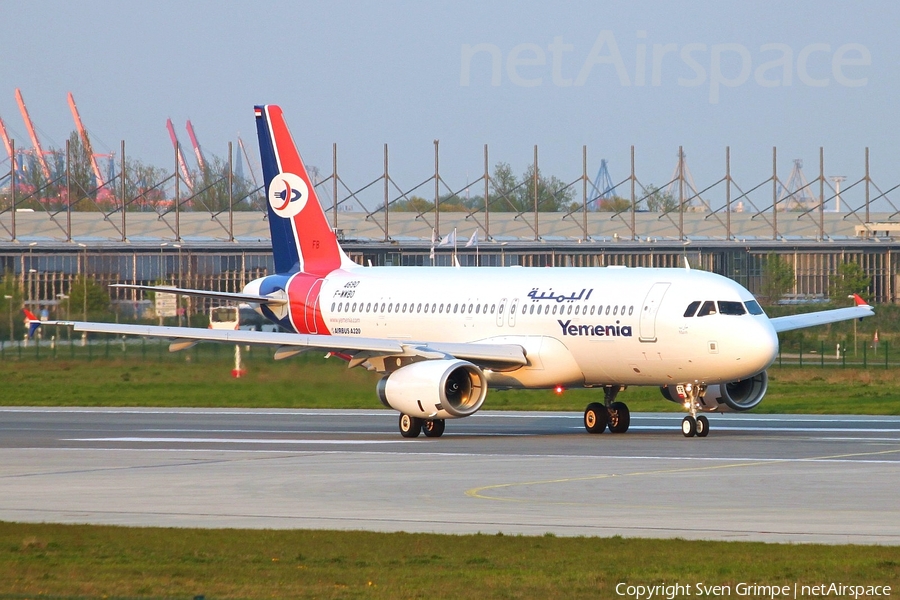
639;282;670;342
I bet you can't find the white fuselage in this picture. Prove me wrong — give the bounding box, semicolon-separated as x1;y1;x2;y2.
248;265;779;389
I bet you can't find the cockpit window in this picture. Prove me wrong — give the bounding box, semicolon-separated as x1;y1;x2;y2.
683;301;701;317
745;300;765;315
718;301;746;316
696;300;717;317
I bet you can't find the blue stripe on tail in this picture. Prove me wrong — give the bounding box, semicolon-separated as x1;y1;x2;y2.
255;106;301;275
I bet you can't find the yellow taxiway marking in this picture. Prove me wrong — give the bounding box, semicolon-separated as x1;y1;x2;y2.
464;447;900;503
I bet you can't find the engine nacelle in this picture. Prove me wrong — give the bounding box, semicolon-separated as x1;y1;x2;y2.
376;359;487;420
661;371;768;413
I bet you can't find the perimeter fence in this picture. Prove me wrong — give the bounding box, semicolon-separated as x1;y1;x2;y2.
3;141;900;243
0;335;894;370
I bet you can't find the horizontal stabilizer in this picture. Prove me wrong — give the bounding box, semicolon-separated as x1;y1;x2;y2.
111;284;287;306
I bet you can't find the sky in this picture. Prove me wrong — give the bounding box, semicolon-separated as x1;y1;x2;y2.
1;1;897;211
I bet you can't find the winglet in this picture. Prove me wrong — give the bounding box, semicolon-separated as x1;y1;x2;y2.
23;308;41;339
852;293;870;307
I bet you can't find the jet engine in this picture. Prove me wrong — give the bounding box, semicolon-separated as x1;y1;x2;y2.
661;371;768;412
376;359;488;420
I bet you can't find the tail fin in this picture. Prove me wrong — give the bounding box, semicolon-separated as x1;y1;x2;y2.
23;308;40;339
254;105;352;276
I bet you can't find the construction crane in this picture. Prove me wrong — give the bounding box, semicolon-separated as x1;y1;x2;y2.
67;92;106;189
778;159;817;212
166;118;193;190
185;120;206;172
665;149;706;211
15;88;51;181
590;159;615;210
0;114;14;172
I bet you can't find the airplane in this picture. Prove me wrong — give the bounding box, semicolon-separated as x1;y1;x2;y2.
54;104;875;438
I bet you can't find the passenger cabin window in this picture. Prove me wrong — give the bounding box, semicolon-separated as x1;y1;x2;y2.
718;301;746;316
745;300;765;315
696;300;717;317
683;301;701;317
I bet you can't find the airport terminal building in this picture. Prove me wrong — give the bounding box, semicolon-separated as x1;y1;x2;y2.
1;208;898;318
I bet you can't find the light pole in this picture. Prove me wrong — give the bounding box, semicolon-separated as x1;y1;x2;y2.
57;293;69;341
848;295;857;357
3;295;12;343
77;243;88;320
174;243;183;327
28;267;37;309
77;242;87;345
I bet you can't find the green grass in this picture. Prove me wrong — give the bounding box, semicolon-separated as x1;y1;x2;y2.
1;351;898;598
0;522;897;599
2;346;900;414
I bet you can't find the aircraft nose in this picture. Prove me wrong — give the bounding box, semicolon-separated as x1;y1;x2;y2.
748;318;779;371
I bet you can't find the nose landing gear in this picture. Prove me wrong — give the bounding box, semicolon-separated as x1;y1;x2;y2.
679;384;710;438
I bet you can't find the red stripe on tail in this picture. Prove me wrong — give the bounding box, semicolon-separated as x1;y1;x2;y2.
266;106;343;276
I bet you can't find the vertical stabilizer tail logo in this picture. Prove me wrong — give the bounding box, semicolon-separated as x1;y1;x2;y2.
268;172;309;219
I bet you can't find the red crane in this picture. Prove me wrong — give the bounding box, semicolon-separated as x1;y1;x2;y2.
0;114;14;172
166;118;193;190
67;92;106;189
185;120;206;172
15;88;51;180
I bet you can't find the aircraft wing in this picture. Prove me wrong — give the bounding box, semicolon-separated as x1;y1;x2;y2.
51;321;528;368
769;294;874;333
110;284;287;306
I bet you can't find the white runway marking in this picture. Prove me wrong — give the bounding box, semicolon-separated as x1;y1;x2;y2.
63;437;407;445
615;426;900;433
39;445;900;464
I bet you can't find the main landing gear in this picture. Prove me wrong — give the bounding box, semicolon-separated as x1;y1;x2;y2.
398;414;446;438
583;386;631;435
680;384;710;438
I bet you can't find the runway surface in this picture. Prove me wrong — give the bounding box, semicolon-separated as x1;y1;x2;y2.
1;407;899;544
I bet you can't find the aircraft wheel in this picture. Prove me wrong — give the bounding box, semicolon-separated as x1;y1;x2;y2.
696;415;709;438
422;419;446;438
607;401;630;434
399;414;422;438
681;416;697;438
584;402;609;434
